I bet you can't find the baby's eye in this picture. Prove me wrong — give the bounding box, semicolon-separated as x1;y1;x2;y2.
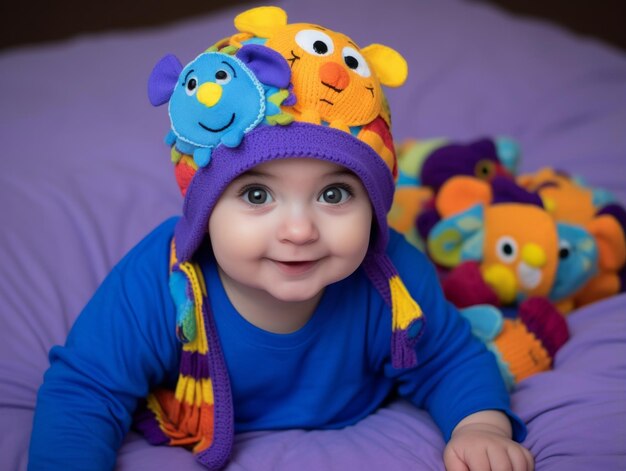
295;29;335;56
342;47;370;77
318;185;351;205
214;69;232;85
495;236;517;263
242;187;273;205
185;76;198;96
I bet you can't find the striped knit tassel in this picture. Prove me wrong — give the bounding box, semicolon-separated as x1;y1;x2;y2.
364;253;425;369
135;240;233;470
389;275;425;368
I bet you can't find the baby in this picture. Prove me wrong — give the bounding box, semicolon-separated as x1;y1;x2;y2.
28;6;533;471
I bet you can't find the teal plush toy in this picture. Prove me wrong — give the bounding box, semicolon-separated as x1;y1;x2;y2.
148;44;294;167
459;299;569;391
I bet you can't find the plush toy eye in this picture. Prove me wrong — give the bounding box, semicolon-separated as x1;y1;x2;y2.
214;69;232;85
475;159;496;180
185;76;198;96
295;29;335;56
342;47;370;77
495;236;518;263
558;240;571;259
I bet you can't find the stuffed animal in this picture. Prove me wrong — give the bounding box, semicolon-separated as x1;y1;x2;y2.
517;167;616;226
460;298;569;391
213;5;407;178
148;44;293;170
388;137;520;245
427;177;610;313
431;202;561;306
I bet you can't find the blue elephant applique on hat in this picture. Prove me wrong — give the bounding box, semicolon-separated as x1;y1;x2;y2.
148;44;294;167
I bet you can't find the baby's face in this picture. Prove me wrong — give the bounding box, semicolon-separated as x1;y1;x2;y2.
208;158;372;304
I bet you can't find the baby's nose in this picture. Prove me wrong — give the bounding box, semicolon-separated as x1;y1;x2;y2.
278;210;319;245
196;82;222;107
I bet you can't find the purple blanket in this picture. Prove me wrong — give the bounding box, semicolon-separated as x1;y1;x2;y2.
1;0;625;469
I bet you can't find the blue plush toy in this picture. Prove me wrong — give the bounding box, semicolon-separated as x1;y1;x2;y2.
148;44;294;167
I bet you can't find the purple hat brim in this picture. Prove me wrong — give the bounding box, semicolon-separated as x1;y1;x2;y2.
174;122;394;263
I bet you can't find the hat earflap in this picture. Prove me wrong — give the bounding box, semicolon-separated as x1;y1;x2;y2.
138;239;234;469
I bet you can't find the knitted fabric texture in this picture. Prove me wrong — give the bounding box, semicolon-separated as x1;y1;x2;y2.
138;6;425;470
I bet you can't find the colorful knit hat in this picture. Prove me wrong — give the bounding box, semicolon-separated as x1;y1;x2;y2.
136;6;425;470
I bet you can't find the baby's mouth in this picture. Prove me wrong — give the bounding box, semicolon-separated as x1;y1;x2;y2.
272;260;318;275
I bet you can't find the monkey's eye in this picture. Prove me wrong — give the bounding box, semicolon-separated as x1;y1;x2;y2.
295;29;335;57
342;47;370;78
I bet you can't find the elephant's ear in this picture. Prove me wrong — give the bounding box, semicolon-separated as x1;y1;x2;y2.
236;44;291;89
148;54;183;106
427;204;485;268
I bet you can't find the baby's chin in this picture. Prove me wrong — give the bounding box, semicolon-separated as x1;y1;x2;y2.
263;284;325;305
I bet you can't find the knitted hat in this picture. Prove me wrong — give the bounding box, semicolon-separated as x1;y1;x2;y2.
136;6;425;470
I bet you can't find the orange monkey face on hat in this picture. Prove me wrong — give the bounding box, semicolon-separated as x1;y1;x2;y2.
232;7;408;131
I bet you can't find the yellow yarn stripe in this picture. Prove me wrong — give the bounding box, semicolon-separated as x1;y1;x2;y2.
145;394;167;427
389;276;423;331
174;376;215;406
178;261;209;355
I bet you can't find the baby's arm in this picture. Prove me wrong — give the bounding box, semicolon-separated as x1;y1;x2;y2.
445;410;533;471
381;231;530;465
28;220;180;470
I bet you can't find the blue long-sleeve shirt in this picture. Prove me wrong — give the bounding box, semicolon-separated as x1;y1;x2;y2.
29;217;525;470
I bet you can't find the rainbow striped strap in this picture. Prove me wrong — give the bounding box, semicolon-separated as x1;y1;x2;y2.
134;239;234;469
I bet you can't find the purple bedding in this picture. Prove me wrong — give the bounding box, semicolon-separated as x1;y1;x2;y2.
1;0;625;469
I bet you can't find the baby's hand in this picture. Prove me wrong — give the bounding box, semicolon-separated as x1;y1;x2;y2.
444;411;534;471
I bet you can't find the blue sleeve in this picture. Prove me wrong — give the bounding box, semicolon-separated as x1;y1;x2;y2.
28;218;181;470
381;230;527;442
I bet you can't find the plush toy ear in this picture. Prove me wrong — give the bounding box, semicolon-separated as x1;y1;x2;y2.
234;6;287;37
236;44;291;89
148;54;183;106
494;137;520;174
459;304;504;342
436;176;492;219
427;204;485;268
587;214;626;272
550;223;599;302
361;44;408;88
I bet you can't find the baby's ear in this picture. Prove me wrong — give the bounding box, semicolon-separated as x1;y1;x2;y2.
148;54;183;106
236;44;291;89
361;44;408;87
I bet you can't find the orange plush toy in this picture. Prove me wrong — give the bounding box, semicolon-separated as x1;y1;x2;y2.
389;137;519;249
426;176;612;313
517;167;626;309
